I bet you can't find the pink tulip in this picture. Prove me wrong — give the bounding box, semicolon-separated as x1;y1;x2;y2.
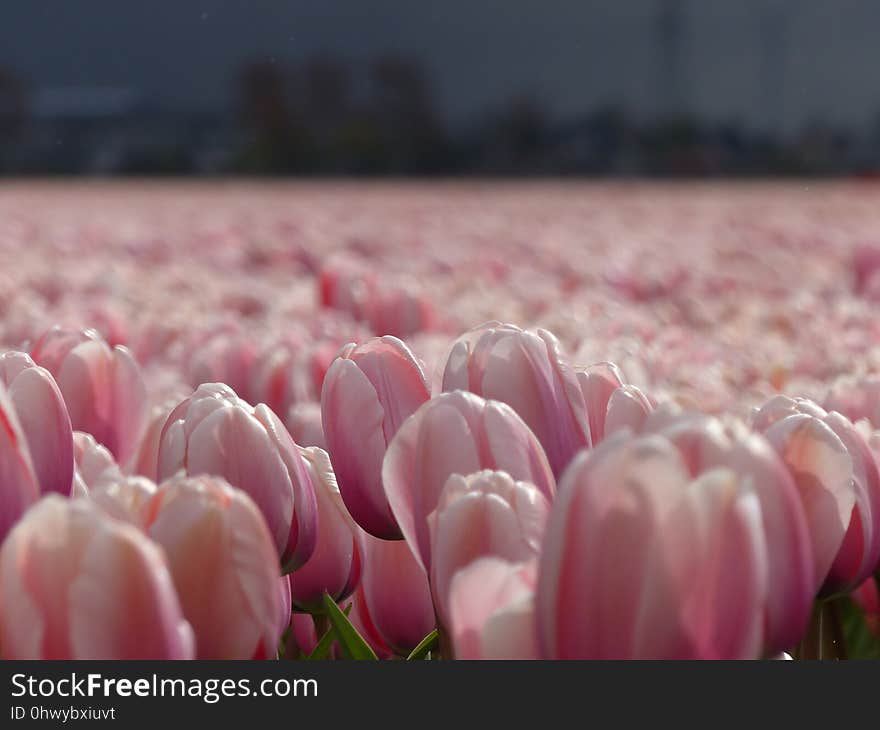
89;474;157;526
0;382;40;543
143;475;286;659
284;611;320;658
430;470;549;627
184;331;255;400
0;351;74;497
286;402;327;450
367;286;438;339
129;400;178;481
383;390;555;571
157;383;318;572
289;447;362;611
576;362;654;442
537;430;779;659
278;574;292;639
639;410;814;652
72;431;123;495
344;585;396;659
823;414;880;591
0;496;194;659
751;396;871;592
322;336;430;538
250;339;339;416
30;326;147;465
442;322;588;477
448;557;539;660
360;533;436;656
319;262;376;323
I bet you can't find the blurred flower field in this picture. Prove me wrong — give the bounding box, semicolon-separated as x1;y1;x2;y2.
1;180;879;659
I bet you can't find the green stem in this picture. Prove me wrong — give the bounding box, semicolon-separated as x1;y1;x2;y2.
313;612;329;641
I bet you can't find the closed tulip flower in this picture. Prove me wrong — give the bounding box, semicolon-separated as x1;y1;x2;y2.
448;557;539;660
286;402;327;450
360;533;436;656
72;431;123;495
278;574;292;639
30;326;147;465
184;331;255;401
0;383;40;543
442;322;589;477
430;470;549;626
751;396;872;592
0;496;194;659
129;399;179;481
157;383;318;572
383;390;555;571
322;336;430;539
144;475;286;659
284;611;321;659
289;447;362;611
0;351;74;497
89;474;157;526
537;422;810;659
576;361;654;442
658;416;814;652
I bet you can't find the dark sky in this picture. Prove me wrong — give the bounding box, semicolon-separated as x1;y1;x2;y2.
1;0;876;137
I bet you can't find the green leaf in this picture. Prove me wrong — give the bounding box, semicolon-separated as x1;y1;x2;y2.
305;604;353;661
306;625;337;660
406;629;439;660
322;592;378;660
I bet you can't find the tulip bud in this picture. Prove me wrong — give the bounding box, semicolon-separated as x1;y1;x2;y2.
430;470;548;627
157;383;318;572
0;496;194;659
289;447;362;611
89;474;157;526
442;322;588;477
537;430;773;659
31;326;147;465
640;410;814;652
184;332;255;400
129;399;178;481
383;390;555;570
751;396;871;592
72;431;123;495
286;402;326;451
0;382;40;542
360;534;436;656
322;336;430;538
0;351;74;497
144;475;286;659
575;361;653;444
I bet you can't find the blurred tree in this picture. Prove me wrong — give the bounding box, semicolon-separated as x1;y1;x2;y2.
368;55;450;173
0;68;26;172
238;60;314;173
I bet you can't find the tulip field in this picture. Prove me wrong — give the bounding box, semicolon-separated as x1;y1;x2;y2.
2;179;880;660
